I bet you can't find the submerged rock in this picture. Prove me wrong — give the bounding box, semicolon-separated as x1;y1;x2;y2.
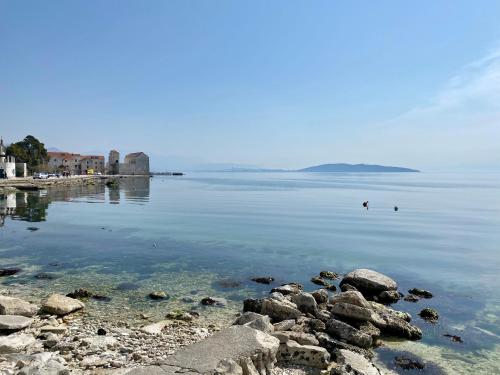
409;288;433;298
251;277;275;284
66;288;92;299
311;276;330;287
443;334;463;343
320;271;340;280
403;294;420;302
394;355;425;370
419;308;439;322
200;296;227;307
35;272;60;280
0;296;38;317
41;294;85;316
340;283;358;292
0;268;22;277
215;279;242;289
340;269;397;297
115;282;140;291
149;291;168;300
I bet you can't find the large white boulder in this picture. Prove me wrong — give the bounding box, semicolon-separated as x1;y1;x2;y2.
41;294;84;315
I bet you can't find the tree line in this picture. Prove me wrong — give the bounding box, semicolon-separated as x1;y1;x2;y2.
6;135;48;173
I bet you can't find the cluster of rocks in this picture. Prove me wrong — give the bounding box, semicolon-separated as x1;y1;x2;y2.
0;291;216;374
0;268;444;375
238;268;429;374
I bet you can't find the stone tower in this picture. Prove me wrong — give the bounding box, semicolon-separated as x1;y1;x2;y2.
108;150;120;175
0;138;5;163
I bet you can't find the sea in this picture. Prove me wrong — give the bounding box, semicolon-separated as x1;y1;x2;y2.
1;172;499;374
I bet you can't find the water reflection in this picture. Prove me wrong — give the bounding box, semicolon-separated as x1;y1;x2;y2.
0;177;150;225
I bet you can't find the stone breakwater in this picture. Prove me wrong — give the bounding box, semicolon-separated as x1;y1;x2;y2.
0;268;439;374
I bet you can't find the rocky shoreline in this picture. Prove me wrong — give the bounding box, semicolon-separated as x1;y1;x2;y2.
0;268;447;374
0;175;149;192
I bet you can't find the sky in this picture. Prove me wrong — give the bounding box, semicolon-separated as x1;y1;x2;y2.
1;1;500;171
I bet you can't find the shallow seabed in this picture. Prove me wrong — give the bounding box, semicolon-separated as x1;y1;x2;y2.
1;173;499;374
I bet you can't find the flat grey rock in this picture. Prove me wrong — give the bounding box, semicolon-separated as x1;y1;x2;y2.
41;294;84;315
0;296;38;317
0;333;36;354
0;315;33;330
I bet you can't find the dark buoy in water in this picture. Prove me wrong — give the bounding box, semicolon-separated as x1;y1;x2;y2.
362;201;369;210
394;206;399;211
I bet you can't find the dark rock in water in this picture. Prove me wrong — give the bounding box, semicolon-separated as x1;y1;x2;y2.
166;310;199;321
200;297;226;307
340;283;358;292
35;272;60;280
181;297;195;303
251;277;275;285
215;279;242;289
325;284;337;292
403;294;420;303
0;268;21;277
394;355;425;370
408;288;433;298
27;227;39;232
66;289;93;299
97;328;107;336
92;295;111;302
378;290;402;304
444;334;463;343
149;291;168;300
419;308;439;322
311;276;329;286
243;298;263;313
319;271;340;280
116;282;140;291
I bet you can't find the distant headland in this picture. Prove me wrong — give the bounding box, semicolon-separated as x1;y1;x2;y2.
218;163;420;173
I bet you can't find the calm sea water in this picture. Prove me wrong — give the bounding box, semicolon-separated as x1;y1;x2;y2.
1;172;499;374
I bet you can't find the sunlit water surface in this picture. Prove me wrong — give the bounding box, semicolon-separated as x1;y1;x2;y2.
1;172;499;374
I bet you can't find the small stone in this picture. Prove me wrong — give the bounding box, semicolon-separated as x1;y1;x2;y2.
40;324;67;334
320;271;340;280
408;288;433;298
403;294;420;302
149;291;168;300
97;328;107;335
200;297;226;306
394;355;425;370
443;334;463;343
251;277;275;284
66;288;92;299
419;308;439;321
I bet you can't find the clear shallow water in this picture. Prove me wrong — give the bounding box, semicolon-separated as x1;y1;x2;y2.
1;172;499;374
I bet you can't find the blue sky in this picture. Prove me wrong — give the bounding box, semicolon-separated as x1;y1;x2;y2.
1;1;500;170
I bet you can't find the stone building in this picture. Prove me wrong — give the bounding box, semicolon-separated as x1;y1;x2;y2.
47;152;105;175
107;150;150;175
108;150;120;175
0;138;27;179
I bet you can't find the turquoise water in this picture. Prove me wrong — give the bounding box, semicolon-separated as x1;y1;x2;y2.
1;173;499;374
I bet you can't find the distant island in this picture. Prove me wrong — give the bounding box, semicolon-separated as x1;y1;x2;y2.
298;163;419;173
218;163;419;173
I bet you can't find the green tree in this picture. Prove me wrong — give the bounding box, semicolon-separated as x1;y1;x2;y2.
6;135;49;173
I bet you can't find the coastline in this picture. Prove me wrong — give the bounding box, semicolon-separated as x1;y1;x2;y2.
0;267;446;374
0;175;151;192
